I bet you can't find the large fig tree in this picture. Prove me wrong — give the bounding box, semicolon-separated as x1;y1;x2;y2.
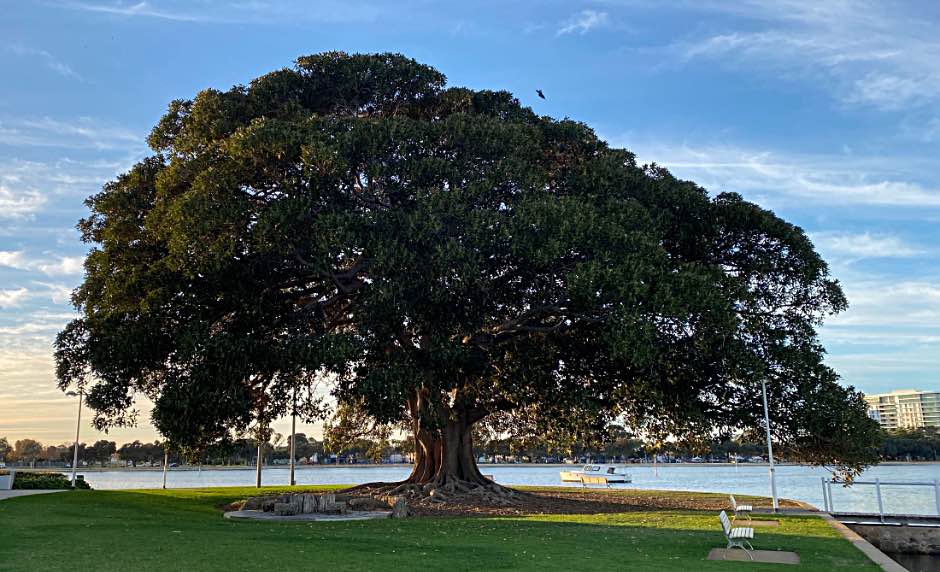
55;52;879;497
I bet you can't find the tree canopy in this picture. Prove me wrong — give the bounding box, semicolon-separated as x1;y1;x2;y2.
55;52;879;490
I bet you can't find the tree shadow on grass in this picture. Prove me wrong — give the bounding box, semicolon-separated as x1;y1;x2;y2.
0;491;871;572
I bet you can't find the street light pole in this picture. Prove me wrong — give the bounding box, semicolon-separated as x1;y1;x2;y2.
256;439;263;488
67;390;83;488
760;378;779;512
289;387;297;486
162;448;169;489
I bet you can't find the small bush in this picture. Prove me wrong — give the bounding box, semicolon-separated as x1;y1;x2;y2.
12;471;91;490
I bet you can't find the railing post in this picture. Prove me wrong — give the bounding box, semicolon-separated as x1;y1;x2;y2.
827;480;834;513
934;479;940;516
821;477;829;512
875;478;884;523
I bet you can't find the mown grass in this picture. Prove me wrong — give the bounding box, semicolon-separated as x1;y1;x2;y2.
0;486;877;571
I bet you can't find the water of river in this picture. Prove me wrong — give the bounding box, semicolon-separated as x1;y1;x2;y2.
74;462;940;515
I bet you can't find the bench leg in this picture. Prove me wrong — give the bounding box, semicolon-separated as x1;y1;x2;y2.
726;539;754;560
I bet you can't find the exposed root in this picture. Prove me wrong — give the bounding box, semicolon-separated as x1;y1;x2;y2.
340;477;524;508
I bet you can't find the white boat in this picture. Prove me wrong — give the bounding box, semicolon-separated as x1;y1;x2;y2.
560;464;632;483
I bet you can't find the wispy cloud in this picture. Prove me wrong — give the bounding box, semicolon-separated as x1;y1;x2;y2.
0;250;30;270
6;45;83;80
1;251;85;276
0;184;47;219
820;275;940;391
0;117;142;150
63;1;381;24
0;153;140;222
810;231;925;260
31;281;77;305
667;0;940;112
66;1;203;21
0;288;30;308
557;10;608;36
35;256;84;276
626;141;940;208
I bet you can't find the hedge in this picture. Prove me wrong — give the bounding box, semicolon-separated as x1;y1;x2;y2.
9;471;91;490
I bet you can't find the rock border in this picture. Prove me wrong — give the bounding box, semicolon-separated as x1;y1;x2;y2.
224;509;393;522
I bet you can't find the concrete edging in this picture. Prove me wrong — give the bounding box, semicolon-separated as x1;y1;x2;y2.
0;490;67;501
820;513;906;572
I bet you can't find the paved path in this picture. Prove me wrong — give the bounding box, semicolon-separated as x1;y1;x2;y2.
820;514;907;572
0;490;66;501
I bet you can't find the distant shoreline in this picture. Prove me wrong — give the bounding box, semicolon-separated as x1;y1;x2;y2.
13;460;939;473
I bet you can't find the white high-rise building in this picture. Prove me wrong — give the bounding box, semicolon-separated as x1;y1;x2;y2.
864;389;940;430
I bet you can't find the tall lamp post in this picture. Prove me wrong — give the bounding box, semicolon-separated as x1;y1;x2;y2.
760;378;779;512
162;445;170;489
65;389;83;488
289;388;297;486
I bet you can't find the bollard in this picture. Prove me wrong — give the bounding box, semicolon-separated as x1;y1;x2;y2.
875;478;884;523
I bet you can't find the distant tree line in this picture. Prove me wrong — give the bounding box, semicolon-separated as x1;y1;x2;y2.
878;428;939;461
1;427;935;468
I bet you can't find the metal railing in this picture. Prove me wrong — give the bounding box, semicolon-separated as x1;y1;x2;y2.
821;476;940;521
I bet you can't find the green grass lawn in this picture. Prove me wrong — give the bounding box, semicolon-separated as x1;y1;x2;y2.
0;486;878;571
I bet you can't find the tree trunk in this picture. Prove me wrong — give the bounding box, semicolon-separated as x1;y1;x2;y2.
343;390;516;504
405;415;487;486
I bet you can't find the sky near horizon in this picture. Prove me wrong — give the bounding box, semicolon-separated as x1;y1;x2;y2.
1;1;939;446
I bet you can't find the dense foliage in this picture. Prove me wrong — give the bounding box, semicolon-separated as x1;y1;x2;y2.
879;428;940;461
55;52;879;485
10;471;91;490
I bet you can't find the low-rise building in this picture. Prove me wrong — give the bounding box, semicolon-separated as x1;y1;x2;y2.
864;389;940;430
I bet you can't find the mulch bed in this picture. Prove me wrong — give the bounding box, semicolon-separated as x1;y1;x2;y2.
404;488;805;518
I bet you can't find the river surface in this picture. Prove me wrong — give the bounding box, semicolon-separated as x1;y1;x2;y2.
73;462;940;515
63;463;940;571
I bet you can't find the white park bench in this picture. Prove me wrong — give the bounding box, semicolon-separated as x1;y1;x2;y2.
719;510;755;559
729;494;752;521
579;475;611;488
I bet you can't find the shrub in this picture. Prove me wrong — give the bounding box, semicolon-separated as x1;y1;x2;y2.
11;471;91;490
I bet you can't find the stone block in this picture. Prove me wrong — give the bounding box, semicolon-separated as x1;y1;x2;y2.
347;497;387;511
321;500;347;514
273;502;298;516
242;496;263;511
390;497;409;519
302;493;317;514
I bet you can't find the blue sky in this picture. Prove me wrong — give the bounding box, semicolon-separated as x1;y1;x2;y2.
1;0;938;444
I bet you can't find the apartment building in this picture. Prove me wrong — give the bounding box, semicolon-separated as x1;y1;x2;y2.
864;389;940;430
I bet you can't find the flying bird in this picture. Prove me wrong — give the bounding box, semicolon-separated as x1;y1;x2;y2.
536;89;546;99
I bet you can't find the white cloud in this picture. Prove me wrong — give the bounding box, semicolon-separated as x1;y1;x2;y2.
669;0;940;112
67;1;202;21
0;184;47;218
63;1;380;24
810;232;924;259
0;288;30;308
827;280;940;329
6;45;83;80
0;250;29;270
557;10;609;36
0;251;83;275
625;141;940;208
0;117;142;150
35;256;85;276
32;281;76;305
0;154;139;223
